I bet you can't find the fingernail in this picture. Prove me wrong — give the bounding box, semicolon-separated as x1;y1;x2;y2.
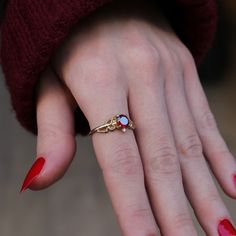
233;174;236;188
20;157;45;193
218;219;236;236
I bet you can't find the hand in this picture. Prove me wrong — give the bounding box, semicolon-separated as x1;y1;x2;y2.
23;2;236;235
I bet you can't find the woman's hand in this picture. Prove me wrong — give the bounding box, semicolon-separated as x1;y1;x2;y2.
22;2;236;235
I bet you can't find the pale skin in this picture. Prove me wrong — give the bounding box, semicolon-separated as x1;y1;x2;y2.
29;1;236;235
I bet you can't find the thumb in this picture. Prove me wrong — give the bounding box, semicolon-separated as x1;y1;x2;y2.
20;67;77;192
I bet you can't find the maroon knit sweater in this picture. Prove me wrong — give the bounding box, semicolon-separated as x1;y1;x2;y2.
0;0;217;136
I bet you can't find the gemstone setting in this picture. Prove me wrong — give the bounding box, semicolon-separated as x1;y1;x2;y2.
117;114;129;131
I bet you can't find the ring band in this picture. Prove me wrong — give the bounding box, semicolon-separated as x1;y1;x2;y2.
88;114;135;136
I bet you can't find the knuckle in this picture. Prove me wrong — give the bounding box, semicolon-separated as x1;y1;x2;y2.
172;212;193;230
37;122;74;150
179;45;195;69
123;203;159;236
140;46;160;69
215;149;232;159
146;144;179;178
206;192;221;203
126;203;151;220
128;42;161;73
199;111;217;132
165;50;181;70
104;144;142;177
198;192;221;215
161;49;183;82
178;134;203;158
38;122;59;139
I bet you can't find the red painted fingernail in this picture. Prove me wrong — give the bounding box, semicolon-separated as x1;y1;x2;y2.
218;219;236;236
20;157;45;193
233;175;236;188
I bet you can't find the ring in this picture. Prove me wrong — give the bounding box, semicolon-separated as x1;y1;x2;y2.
88;114;135;136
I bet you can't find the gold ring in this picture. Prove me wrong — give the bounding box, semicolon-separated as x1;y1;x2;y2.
88;114;135;135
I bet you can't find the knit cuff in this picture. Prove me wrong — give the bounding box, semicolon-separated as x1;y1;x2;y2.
0;0;112;135
0;0;217;136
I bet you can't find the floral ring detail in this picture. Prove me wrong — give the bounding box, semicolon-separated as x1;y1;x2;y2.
88;114;135;136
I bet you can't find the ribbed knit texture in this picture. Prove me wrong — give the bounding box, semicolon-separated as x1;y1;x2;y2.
0;0;217;136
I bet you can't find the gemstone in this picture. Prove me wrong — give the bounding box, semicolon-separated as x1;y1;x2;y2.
117;114;129;129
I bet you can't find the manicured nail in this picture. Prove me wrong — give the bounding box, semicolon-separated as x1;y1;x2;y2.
218;219;236;236
233;174;236;188
20;157;45;193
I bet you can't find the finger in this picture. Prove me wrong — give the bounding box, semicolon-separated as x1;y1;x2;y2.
164;59;232;235
65;66;159;236
128;62;197;235
26;67;76;190
182;54;236;198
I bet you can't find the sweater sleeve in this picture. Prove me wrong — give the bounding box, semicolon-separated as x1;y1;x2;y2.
0;0;217;136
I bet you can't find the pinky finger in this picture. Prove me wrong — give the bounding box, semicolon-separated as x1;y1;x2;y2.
183;56;236;198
